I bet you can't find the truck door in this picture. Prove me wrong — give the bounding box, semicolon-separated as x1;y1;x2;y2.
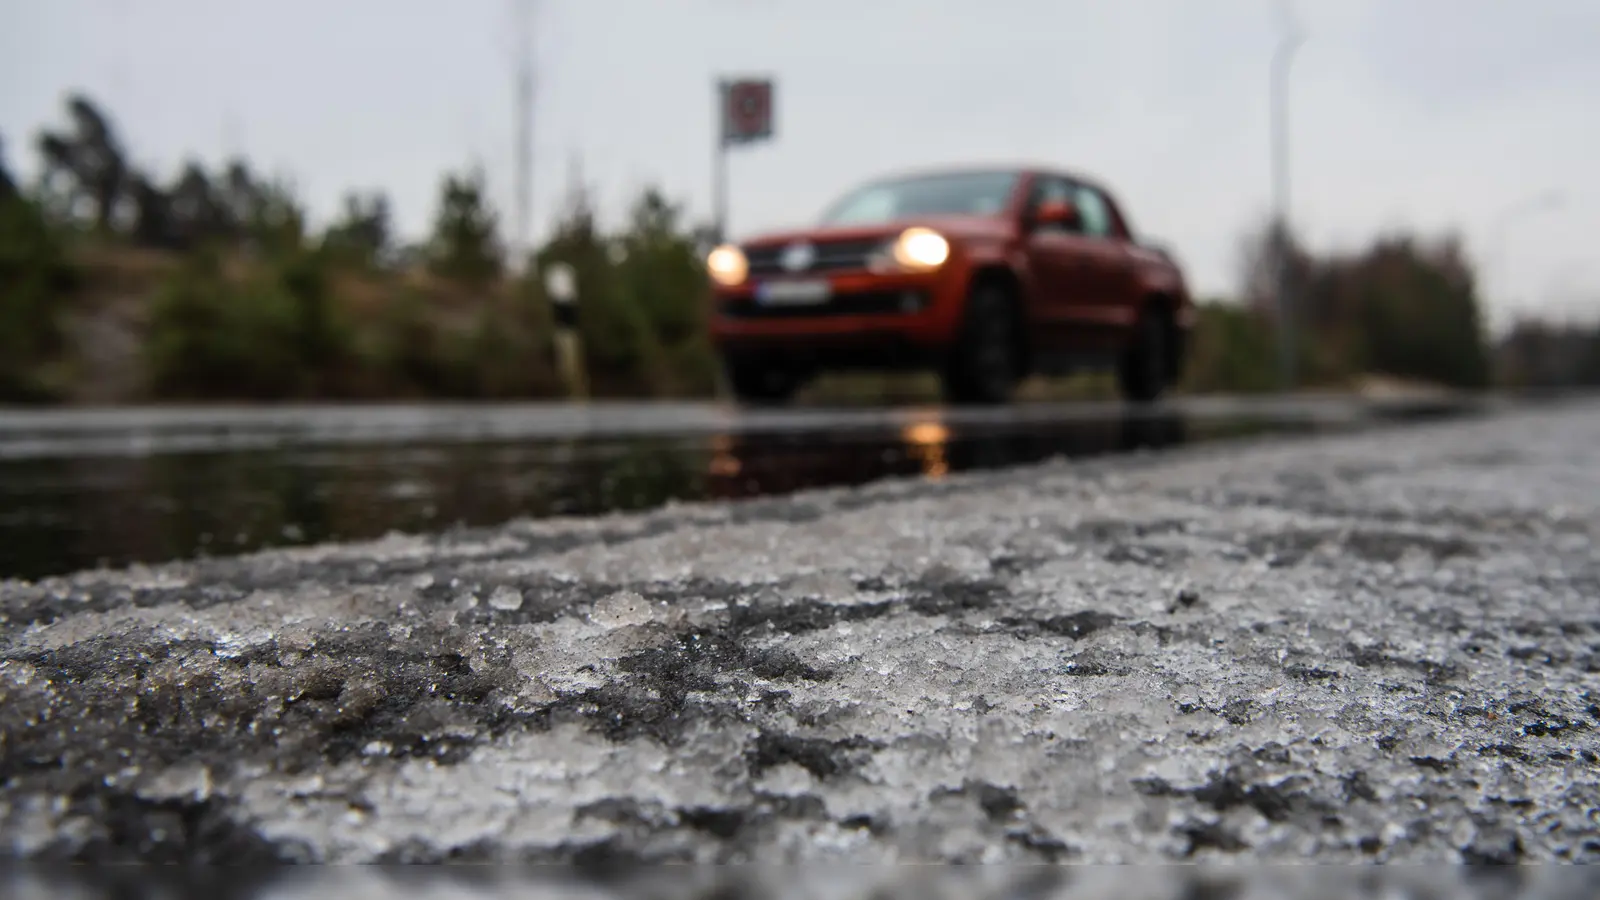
1021;175;1098;351
1069;182;1141;349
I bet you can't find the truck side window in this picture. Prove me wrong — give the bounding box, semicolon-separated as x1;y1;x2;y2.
1073;185;1113;239
1027;176;1075;233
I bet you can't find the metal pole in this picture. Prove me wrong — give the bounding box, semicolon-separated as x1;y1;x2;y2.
512;0;535;271
713;81;729;244
1488;191;1563;331
110;0;130;116
1271;30;1304;392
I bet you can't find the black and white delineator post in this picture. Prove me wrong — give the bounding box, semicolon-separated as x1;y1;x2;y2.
543;262;587;400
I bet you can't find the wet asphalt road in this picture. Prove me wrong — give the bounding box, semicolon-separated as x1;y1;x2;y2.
0;395;1483;459
2;398;1598;886
0;395;1482;580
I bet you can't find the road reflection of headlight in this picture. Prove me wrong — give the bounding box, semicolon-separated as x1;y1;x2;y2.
901;420;949;479
706;244;748;286
710;453;740;477
892;227;950;270
708;434;740;477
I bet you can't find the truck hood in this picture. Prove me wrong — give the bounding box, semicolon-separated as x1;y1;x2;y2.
739;214;1010;249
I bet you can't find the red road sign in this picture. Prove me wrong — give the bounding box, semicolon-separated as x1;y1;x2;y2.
721;78;774;146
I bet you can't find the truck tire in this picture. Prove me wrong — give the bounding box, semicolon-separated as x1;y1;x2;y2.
1117;308;1172;404
724;358;799;406
942;280;1020;406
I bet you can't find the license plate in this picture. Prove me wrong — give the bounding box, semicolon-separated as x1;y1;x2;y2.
756;279;831;305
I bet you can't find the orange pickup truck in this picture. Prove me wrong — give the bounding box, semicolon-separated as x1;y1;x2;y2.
705;166;1194;405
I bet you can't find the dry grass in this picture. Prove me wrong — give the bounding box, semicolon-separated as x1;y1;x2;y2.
68;244;504;323
1350;373;1460;400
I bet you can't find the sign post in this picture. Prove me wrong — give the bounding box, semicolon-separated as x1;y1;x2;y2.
714;76;776;244
543;262;587;400
711;77;776;404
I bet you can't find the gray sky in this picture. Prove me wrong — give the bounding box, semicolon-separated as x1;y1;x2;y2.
3;0;1597;331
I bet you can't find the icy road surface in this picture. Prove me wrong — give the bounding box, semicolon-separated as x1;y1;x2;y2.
2;401;1598;866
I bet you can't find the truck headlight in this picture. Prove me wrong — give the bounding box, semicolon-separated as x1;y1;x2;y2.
892;227;950;271
706;244;748;287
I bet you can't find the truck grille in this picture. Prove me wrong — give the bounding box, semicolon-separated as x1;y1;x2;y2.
744;238;883;276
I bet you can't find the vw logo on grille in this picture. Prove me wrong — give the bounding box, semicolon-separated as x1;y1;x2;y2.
780;242;816;272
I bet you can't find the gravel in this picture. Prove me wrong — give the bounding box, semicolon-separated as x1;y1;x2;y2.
2;400;1598;885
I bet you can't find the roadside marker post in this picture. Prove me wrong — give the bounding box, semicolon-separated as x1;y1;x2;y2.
543;262;588;401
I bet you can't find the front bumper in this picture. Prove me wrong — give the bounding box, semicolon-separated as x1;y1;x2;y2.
709;270;964;365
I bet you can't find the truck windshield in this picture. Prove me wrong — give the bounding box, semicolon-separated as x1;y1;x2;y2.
818;171;1020;225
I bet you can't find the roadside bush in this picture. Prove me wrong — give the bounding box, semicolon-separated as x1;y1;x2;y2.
463;301;562;398
1349;252;1491;390
146;252;295;398
365;286;453;396
277;249;355;391
428;167;502;287
145;249;353;398
360;284;561;399
1495;319;1600;389
1179;301;1278;394
0;191;79;401
612;190;718;397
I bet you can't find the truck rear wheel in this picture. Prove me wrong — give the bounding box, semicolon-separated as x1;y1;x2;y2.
942;280;1020;406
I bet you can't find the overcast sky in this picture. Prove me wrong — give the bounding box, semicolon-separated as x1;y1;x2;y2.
3;0;1597;331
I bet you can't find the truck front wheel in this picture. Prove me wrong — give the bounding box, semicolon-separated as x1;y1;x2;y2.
942;280;1020;406
1117;309;1173;404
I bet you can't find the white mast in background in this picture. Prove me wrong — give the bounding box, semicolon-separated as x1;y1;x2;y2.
512;0;536;272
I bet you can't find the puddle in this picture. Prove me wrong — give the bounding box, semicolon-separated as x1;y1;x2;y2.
0;401;1473;581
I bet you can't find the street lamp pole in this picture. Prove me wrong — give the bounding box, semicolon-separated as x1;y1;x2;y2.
1488;191;1564;332
512;0;536;272
1271;27;1305;392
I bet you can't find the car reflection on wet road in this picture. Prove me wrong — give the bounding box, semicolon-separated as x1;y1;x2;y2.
0;397;1478;581
702;407;1202;500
